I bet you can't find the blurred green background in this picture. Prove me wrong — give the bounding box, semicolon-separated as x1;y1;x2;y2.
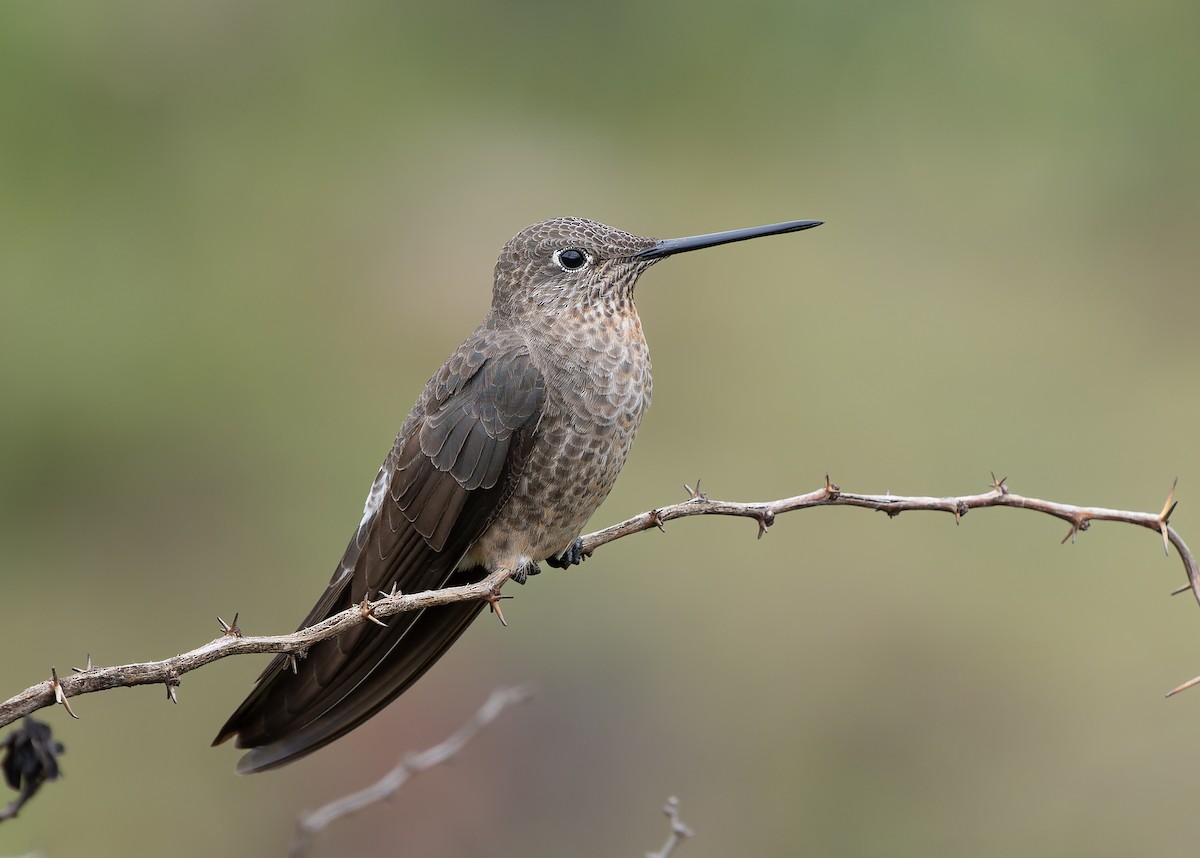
2;1;1199;855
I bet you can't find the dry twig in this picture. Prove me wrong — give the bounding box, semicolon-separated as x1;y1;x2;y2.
646;796;694;858
1;475;1195;729
288;685;532;857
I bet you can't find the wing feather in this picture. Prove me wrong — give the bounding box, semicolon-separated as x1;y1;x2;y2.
213;331;546;772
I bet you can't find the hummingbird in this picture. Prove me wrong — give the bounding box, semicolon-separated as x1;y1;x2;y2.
214;216;823;772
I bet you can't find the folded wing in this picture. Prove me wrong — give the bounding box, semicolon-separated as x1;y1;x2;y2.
214;334;546;772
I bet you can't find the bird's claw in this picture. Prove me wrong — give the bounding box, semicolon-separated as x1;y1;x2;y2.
544;537;587;569
511;561;540;585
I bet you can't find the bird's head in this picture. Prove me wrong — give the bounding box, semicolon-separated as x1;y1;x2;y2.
490;216;823;319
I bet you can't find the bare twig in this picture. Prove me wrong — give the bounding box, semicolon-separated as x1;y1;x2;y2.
2;475;1195;729
289;685;532;857
646;796;694;858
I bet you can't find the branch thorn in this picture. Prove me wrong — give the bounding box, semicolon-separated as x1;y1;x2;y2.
70;653;93;674
756;508;775;539
1160;478;1179;521
953;500;969;524
485;591;513;627
1061;516;1091;544
1158;478;1179;557
49;668;78;720
358;596;388;628
218;613;242;638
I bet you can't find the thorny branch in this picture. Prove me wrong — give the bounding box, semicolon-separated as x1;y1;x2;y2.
288;685;533;857
2;474;1198;730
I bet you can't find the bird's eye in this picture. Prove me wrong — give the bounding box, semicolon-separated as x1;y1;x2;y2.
553;248;590;271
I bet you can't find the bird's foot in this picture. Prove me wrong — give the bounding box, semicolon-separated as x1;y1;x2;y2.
544;537;587;569
508;561;537;588
511;560;541;585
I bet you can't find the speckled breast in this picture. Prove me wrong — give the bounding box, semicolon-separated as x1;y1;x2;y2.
469;301;653;571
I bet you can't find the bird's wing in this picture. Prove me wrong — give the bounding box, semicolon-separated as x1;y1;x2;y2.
213;332;546;772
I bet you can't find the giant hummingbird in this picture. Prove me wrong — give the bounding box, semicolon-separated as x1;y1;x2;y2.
214;216;823;772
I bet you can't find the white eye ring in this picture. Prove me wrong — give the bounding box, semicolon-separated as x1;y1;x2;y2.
552;248;592;272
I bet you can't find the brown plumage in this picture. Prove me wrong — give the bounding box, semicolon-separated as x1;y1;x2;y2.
214;216;822;773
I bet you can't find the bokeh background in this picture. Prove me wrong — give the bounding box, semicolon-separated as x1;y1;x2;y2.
3;2;1199;856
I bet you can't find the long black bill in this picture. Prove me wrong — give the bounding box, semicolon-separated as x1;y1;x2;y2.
633;218;823;260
